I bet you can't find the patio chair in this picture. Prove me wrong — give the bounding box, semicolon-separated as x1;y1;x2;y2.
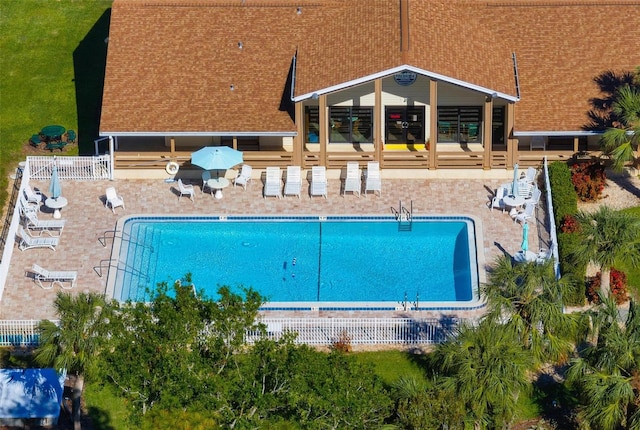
24;185;43;205
536;246;553;265
177;179;195;201
18;195;38;215
284;166;302;198
490;185;507;212
525;186;542;206
23;211;65;237
17;226;59;251
263;167;282;198
31;264;76;290
343;162;361;197
310;166;327;198
513;202;535;224
201;171;214;196
524;167;537;184
65;130;76;144
364;161;382;197
29;134;42;147
234;164;253;190
105;187;125;213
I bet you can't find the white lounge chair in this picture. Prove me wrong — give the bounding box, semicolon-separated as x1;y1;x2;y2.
284;166;302;198
105;187;125;213
234;164;253;190
177;179;195;201
525;186;542;206
17;226;59;251
24;185;43;205
201;170;214;196
490;185;507;212
31;264;76;289
343;162;361;197
310;166;327;198
536;246;553;265
263;167;282;198
18;195;38;215
23;211;65;237
364;161;382;197
513;202;535;224
524;167;537;184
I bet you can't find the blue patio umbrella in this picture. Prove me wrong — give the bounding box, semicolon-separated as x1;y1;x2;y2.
48;163;61;200
191;146;243;178
521;222;529;252
512;163;520;196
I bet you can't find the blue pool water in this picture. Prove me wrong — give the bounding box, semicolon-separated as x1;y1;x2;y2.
109;216;479;308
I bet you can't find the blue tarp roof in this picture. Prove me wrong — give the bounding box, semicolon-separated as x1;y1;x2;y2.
0;368;66;419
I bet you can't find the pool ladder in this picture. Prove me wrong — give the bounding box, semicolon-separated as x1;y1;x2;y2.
391;200;413;231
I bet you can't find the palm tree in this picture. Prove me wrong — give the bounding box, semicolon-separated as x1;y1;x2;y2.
483;255;579;365
34;292;111;430
431;320;533;429
600;83;640;172
567;298;640;430
572;205;640;296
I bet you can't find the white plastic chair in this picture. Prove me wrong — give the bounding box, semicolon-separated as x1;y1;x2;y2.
201;171;214;196
31;264;77;289
513;202;535;224
525;186;542;206
524;167;537;184
177;179;195;201
263;167;282;198
234;165;253;190
536;246;553;265
105;187;125;213
364;161;382;197
24;185;43;205
284;166;302;198
343;162;361;197
310;166;327;198
490;186;507;212
17;226;59;251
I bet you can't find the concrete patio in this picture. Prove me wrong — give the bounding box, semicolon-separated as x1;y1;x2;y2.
2;169;549;321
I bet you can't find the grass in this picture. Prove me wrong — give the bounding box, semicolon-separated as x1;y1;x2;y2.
354;350;430;386
83;382;130;430
0;0;111;214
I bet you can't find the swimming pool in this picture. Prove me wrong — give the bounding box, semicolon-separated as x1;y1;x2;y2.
107;215;484;311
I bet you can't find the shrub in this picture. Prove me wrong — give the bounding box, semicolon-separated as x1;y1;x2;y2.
557;232;586;306
570;161;606;202
548;161;578;229
586;269;628;304
560;214;580;233
331;330;352;353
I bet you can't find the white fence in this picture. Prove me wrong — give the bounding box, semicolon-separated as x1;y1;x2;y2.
542;157;561;278
0;318;459;348
27;155;111;181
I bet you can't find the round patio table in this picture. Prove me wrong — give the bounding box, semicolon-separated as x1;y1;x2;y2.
45;197;68;219
40;125;66;140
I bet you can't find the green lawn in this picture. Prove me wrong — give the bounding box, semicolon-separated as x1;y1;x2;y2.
0;0;111;212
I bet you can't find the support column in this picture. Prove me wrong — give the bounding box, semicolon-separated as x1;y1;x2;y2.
506;102;516;168
319;94;327;166
482;97;493;170
429;80;438;169
374;78;382;164
232;137;238;150
573;136;579;153
294;102;304;166
170;138;176;158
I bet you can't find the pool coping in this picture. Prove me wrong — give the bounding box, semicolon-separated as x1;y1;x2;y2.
106;214;486;312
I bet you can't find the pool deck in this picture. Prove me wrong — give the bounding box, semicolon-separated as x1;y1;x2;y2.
2;169;549;321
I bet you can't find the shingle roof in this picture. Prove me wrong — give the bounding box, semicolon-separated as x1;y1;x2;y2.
100;0;640;135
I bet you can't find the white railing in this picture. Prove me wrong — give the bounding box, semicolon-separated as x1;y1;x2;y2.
0;320;45;347
0;317;459;347
250;317;460;345
27;155;111;181
542;157;561;278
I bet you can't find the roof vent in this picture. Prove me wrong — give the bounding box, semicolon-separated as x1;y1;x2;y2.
296;7;302;15
238;41;243;49
230;84;235;91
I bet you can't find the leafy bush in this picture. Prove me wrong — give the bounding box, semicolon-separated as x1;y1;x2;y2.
557;232;587;306
560;214;581;233
548;161;578;229
586;269;629;304
570;161;606;202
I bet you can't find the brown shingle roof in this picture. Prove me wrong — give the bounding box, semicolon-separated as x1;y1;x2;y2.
101;0;640;135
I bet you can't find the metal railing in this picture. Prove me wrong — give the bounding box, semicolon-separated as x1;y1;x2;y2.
0;317;460;347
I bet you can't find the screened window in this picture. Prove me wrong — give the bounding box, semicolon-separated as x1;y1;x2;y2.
437;107;482;143
305;106;320;143
329;107;373;143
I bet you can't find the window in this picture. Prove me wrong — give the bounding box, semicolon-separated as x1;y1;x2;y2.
492;107;505;146
305;106;319;143
329;107;373;143
437;107;482;143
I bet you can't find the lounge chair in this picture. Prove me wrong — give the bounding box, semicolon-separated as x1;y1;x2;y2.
283;166;302;198
364;161;382;197
31;264;76;289
343;162;361;197
525;186;542;206
310;166;327;198
263;167;282;198
234;164;253;190
536;246;553;265
24;185;43;205
513;202;535;224
201;170;214;196
17;226;59;251
23;211;65;237
177;179;195;201
18;195;38;215
524;167;537;184
105;187;125;213
490;185;507;212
